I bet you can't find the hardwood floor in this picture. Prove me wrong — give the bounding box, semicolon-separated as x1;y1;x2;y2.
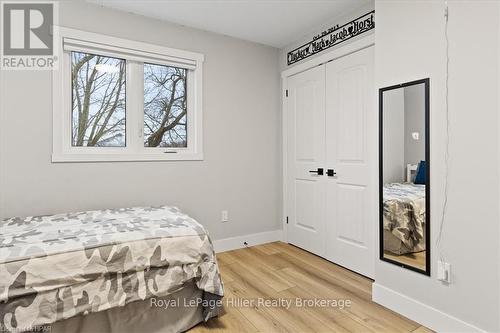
190;242;432;333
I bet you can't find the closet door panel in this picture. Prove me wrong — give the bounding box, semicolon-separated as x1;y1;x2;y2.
337;66;365;162
286;65;327;256
336;184;366;245
325;46;375;278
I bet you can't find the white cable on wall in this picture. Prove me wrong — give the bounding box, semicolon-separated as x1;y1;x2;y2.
436;1;450;263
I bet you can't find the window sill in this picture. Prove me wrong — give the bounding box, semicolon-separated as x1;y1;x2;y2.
51;152;204;163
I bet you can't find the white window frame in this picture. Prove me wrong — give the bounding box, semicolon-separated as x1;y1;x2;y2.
52;27;204;162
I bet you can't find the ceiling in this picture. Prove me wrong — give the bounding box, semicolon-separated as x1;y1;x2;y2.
86;0;371;48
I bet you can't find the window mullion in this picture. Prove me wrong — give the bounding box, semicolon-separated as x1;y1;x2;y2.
125;61;144;154
138;62;145;152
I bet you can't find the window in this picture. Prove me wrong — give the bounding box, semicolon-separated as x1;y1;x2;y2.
53;27;204;162
71;52;126;147
144;63;187;148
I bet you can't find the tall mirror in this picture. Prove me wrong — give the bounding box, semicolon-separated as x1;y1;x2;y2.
379;79;430;275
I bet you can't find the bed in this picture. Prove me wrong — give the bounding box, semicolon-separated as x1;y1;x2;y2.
0;206;224;333
383;164;426;255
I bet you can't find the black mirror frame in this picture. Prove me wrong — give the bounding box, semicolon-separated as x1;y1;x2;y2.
379;78;431;276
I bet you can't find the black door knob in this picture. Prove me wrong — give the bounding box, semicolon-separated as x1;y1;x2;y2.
309;168;324;175
327;169;337;177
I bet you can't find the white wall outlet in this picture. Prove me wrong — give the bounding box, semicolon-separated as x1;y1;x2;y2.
221;210;229;223
437;260;451;284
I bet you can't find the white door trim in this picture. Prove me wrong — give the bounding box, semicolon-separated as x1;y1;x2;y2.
281;33;375;247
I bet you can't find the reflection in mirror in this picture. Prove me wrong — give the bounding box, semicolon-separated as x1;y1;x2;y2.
380;79;430;275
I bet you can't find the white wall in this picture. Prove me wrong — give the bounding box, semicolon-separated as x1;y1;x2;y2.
0;0;282;241
374;1;499;331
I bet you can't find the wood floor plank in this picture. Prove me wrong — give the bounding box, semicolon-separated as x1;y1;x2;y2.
226;280;331;333
277;287;358;333
262;241;285;253
231;246;290;271
251;242;282;255
274;242;372;287
260;297;334;333
273;243;373;299
247;265;296;292
226;251;295;292
412;326;435;333
216;251;239;266
190;309;258;333
275;266;419;333
275;251;373;301
223;262;278;297
224;280;294;333
189;242;427;333
218;264;237;283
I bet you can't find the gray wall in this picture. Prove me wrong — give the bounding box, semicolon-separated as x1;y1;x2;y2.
0;0;282;241
382;88;405;183
382;84;426;184
404;84;425;167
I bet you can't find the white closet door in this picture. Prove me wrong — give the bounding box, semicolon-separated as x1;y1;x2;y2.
325;46;375;278
286;65;326;256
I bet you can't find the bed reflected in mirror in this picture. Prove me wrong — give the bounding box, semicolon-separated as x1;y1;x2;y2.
379;79;430;275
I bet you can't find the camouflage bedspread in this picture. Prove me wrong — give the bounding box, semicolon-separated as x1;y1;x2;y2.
383;183;426;253
0;206;224;331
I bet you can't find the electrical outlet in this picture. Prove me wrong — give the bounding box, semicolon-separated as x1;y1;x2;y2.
221;210;229;223
437;261;451;284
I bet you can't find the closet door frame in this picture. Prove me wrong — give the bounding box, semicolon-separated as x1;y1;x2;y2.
281;34;375;258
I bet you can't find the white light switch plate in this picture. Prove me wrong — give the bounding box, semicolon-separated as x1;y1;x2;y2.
221;210;229;222
437;260;451;283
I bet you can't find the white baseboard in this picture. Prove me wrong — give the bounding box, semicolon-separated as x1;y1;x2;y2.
372;283;486;333
213;230;283;253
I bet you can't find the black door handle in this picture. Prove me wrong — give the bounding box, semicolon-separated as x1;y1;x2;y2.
327;169;337;177
309;168;324;175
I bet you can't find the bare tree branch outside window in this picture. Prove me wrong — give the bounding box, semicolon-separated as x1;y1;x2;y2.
71;52;126;147
144;63;187;148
